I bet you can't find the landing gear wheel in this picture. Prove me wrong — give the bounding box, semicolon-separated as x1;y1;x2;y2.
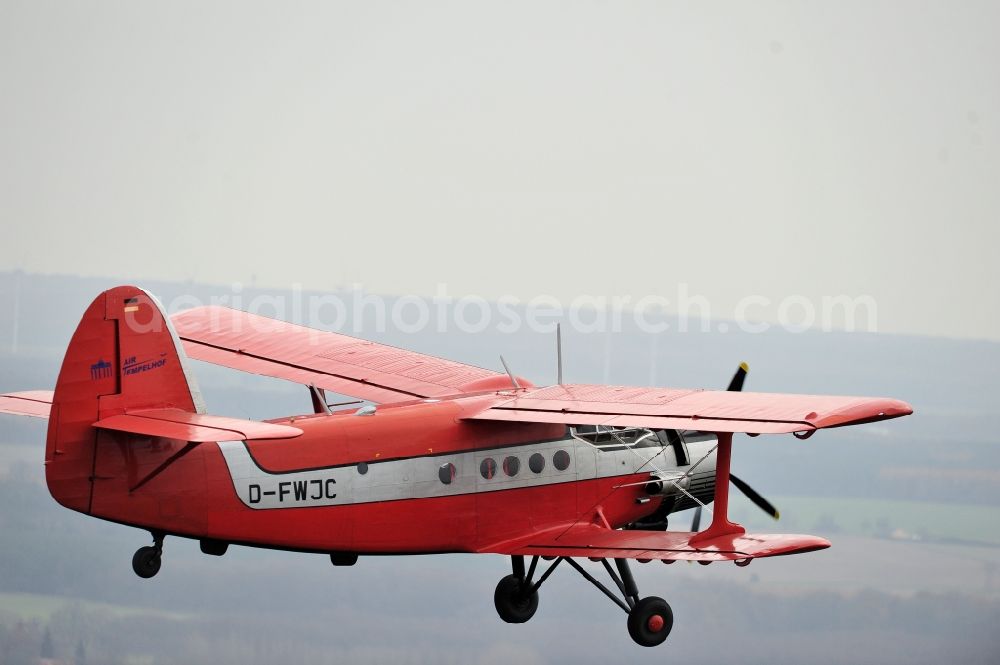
493;574;539;623
627;596;673;647
132;546;162;579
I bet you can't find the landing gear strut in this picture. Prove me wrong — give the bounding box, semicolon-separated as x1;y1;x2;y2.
494;555;673;646
132;532;164;579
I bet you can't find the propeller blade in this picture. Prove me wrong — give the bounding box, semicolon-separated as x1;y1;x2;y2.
723;365;779;520
730;473;780;520
690;506;702;532
726;362;749;392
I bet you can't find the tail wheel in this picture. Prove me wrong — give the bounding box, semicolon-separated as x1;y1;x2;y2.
493;574;539;623
132;546;162;579
627;596;673;647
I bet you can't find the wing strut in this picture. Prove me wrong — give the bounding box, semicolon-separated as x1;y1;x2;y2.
309;385;332;415
690;431;744;544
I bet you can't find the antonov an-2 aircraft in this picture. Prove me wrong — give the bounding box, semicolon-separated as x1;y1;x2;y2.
0;285;912;646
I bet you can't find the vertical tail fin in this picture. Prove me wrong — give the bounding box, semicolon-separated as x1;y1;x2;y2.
46;285;204;512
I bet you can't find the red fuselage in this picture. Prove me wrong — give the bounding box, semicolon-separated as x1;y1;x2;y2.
61;394;703;555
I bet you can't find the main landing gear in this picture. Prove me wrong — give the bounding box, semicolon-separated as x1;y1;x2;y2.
494;574;539;623
132;532;164;579
494;555;673;647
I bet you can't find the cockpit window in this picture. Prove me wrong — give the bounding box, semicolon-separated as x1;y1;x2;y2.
569;426;692;465
678;429;716;443
570;425;663;451
662;428;690;465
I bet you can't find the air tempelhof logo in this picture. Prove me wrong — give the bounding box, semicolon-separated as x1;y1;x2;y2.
89;359;113;380
122;354;168;376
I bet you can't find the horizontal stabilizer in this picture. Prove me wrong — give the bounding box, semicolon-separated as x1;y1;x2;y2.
93;408;302;442
480;522;830;562
0;391;54;418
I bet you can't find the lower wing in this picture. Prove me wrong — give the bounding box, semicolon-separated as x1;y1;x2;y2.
479;523;830;562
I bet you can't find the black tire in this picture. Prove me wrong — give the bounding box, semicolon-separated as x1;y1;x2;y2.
627;596;673;647
493;574;539;623
132;546;161;579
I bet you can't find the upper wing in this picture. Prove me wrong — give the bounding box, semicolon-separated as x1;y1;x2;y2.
171;306;503;404
0;390;54;418
480;522;830;562
464;384;912;434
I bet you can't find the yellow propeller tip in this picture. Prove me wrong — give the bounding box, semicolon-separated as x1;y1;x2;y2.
774;511;781;520
739;362;749;372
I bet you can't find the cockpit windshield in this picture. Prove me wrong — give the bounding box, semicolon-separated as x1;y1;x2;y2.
570;426;692;465
570;426;659;449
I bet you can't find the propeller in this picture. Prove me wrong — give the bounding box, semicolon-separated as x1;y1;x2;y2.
689;478;779;531
726;361;749;392
730;473;780;520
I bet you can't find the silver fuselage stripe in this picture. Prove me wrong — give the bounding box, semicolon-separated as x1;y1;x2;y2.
217;438;717;510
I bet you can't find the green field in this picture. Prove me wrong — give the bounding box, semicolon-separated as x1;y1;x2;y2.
0;591;194;621
729;495;1000;546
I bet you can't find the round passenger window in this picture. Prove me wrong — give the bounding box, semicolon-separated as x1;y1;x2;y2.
553;450;570;471
480;458;497;480
528;453;545;474
438;462;456;484
502;456;520;477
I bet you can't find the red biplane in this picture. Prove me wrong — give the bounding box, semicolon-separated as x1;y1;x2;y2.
0;285;912;646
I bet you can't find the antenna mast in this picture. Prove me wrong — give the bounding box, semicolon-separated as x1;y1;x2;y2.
556;323;563;385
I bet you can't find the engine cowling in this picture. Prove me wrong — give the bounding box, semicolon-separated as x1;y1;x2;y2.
626;437;717;531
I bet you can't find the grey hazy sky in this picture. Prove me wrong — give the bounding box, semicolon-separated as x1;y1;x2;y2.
1;1;997;339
